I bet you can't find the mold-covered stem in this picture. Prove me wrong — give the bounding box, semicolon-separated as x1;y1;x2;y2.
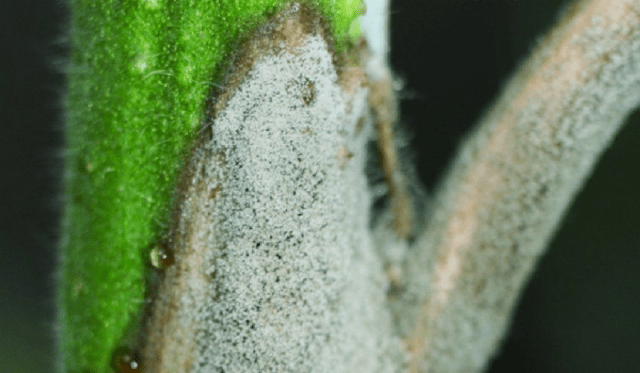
396;0;640;371
59;1;363;372
138;4;405;372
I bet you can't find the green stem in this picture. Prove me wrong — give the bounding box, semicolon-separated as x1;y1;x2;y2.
60;1;362;372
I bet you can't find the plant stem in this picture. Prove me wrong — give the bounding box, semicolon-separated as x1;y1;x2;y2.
395;1;640;371
59;1;362;372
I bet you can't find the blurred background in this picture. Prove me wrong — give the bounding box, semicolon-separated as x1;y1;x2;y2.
1;0;638;372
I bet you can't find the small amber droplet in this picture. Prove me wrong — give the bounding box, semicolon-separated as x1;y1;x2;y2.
149;243;175;269
111;346;142;373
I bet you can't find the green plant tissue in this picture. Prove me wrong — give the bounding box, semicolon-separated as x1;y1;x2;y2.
59;1;363;372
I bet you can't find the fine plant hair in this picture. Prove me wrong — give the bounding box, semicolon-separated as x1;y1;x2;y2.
393;1;640;371
137;4;407;371
57;0;640;372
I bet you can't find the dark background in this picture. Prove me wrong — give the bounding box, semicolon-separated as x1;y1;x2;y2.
1;0;638;371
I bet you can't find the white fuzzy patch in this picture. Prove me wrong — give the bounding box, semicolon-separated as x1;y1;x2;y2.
141;4;407;372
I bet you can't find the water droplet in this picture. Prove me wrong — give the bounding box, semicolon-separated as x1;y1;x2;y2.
149;242;174;269
111;346;142;373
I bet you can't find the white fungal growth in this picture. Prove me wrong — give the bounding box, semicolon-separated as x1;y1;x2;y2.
139;4;407;372
361;0;391;82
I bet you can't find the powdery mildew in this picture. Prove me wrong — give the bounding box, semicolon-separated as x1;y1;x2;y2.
396;1;640;372
139;3;407;372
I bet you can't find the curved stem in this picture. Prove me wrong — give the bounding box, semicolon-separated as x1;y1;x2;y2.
396;1;640;371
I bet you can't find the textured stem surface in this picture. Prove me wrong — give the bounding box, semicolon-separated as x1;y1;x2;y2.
139;4;405;372
395;0;640;371
59;1;362;371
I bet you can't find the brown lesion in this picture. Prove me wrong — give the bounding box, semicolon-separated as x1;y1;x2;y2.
338;38;370;97
207;1;368;119
135;123;223;371
368;73;415;240
206;2;336;118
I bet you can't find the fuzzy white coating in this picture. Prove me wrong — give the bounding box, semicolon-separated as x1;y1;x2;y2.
141;10;408;371
361;0;391;82
361;0;389;62
192;32;404;372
